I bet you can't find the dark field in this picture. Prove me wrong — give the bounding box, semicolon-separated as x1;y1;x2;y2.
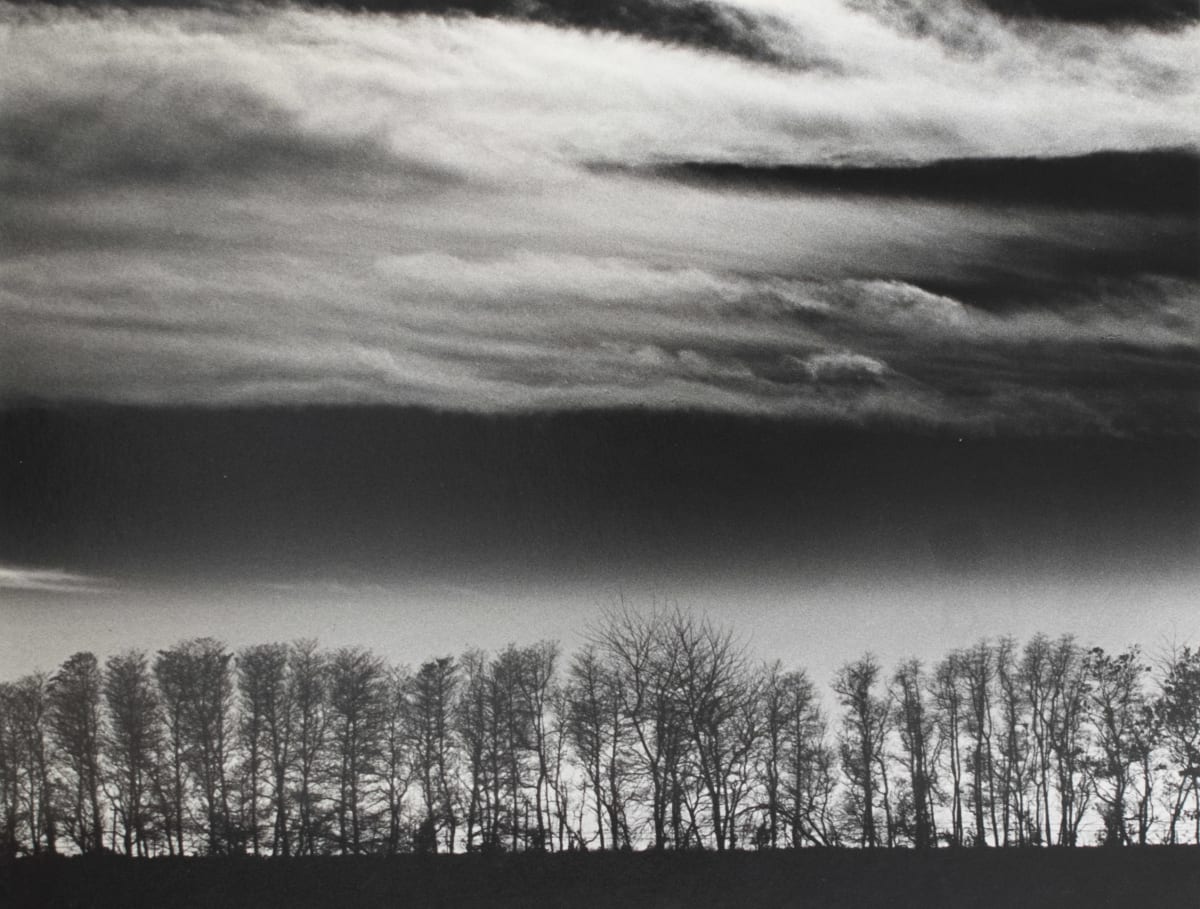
3;848;1198;909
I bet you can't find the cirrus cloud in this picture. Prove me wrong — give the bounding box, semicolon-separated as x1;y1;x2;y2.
0;565;112;594
0;2;1197;433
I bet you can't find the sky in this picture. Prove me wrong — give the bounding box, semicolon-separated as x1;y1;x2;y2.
0;0;1197;683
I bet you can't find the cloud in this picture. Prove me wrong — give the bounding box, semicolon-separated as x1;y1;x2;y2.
643;152;1200;216
797;351;890;384
2;4;1196;190
0;565;111;594
3;239;1195;430
3;5;1196;201
973;0;1196;28
4;0;809;67
0;3;1197;432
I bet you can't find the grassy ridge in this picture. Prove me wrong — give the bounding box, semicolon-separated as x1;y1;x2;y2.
3;848;1198;908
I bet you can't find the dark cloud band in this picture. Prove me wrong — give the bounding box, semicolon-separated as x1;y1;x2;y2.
978;0;1196;27
14;0;797;65
3;405;1197;584
629;150;1200;216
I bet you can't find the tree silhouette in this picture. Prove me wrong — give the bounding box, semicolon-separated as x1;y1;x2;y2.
3;618;1200;855
48;652;104;853
1155;645;1200;843
833;655;890;848
892;659;937;849
103;650;158;856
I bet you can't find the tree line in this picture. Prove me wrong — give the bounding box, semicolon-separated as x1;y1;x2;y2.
2;605;1199;858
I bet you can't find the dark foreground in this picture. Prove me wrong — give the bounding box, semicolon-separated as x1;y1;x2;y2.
2;848;1198;909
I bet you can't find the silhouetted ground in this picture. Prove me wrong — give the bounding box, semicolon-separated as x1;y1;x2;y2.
2;847;1198;908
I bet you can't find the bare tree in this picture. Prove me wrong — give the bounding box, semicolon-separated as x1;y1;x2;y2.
892;658;938;849
236;643;289;855
1047;636;1092;847
566;645;608;849
931;652;965;847
328;646;385;854
156;639;236;854
379;665;414;854
1020;634;1055;845
19;620;1200;854
194;640;236;852
262;646;295;857
103;650;159;856
759;663;836;849
4;674;57;854
512;642;559;851
153;648;189;855
759;662;788;849
456;648;493;852
591;603;688;850
492;646;535;851
458;648;527;853
994;637;1030;846
288;640;330;856
0;684;22;857
669;611;759;851
1154;644;1200;843
545;680;575;851
411;656;459;852
772;667;837;847
48;652;105;853
1;678;55;855
833;654;890;848
1085;646;1154;845
960;640;998;846
566;644;632;850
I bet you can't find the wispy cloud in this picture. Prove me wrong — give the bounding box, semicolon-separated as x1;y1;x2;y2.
0;3;1196;431
0;565;112;595
3;245;1194;430
3;4;1195;187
